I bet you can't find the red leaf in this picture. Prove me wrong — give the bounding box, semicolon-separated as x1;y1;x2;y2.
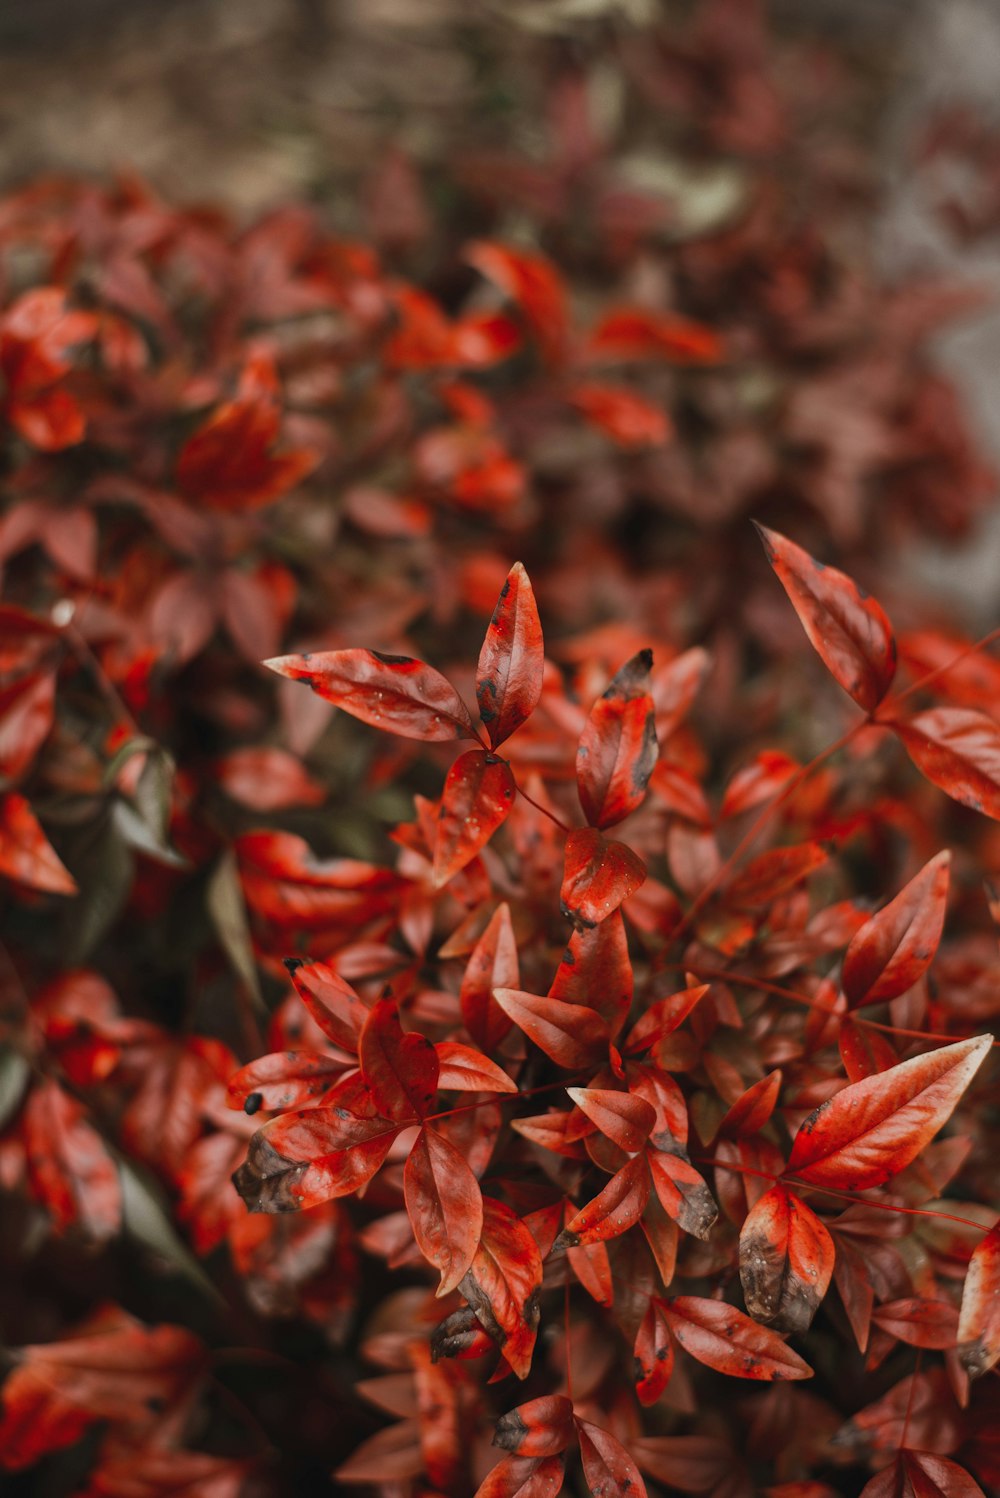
359;996;440;1121
560;828;647;929
843;851;951;1009
22;1080;121;1241
264;648;475;741
587;306;723;364
628;1062;689;1151
432;749;516;885
435;1042;517;1093
716;1071;783;1140
493;1395;574;1457
335;1420;425;1484
786;1034;992;1190
232;1098;396;1211
647;1150;719;1240
0;671;55;782
559;1153;651;1246
474;1454;566;1498
634;1297;675;1406
721;751;800;819
739;1185;835;1334
460;903;519;1052
226;1050;348;1114
838;1017;899;1082
476;562;544;749
570;382;672;447
888;707;1000;820
459;1197;542;1379
214;746;325;811
861;1453;986;1498
566;1087;656;1153
665;1296;813;1380
624;983;709;1055
957;1222;1000;1379
726;842;829;909
0;1312;205;1470
576;650;658;830
0;792;76;894
871;1297;959;1349
493;987;609;1069
755;524;896;713
549;911;634;1040
404;1124;484;1295
575;1416;649;1498
466;241;568;362
284;957;371;1053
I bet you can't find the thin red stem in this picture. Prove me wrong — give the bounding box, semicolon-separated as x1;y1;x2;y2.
880;624;1000;713
513;777;573;835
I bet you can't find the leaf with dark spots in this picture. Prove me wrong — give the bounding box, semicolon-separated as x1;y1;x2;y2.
957;1222;1000;1380
226;1050;349;1114
634;1298;675;1405
432;749;516;886
430;1305;495;1364
755;524;896;712
665;1296;813;1380
359;996;440;1121
474;1454;566;1498
785;1034;992;1190
264;647;475;740
493;1396;574;1457
560;828;646;930
842;850;950;1009
549;911;634;1039
575;1416;648;1498
476;562;545;748
232;1102;396;1212
739;1185;835;1334
576;651;658;830
647;1149;718;1240
458;1198;542;1379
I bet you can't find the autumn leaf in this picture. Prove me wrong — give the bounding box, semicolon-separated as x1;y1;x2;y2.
576;650;658;830
785;1034;992;1190
842;850;951;1008
755;524;896;712
665;1297;813;1380
739;1185;835;1334
560;827;647;929
404;1125;484;1295
459;1197;542;1379
477;562;545;748
888;706;1000;820
957;1222;1000;1379
432;749;516;886
264;648;475;741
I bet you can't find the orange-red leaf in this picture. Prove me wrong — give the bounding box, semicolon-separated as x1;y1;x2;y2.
359;996;440;1121
665;1296;813;1380
433;749;516;885
226;1049;348;1114
786;1034;992;1190
474;1454;566;1498
739;1185;835;1334
476;562;544;749
0;792;76;894
842;851;951;1009
958;1221;1000;1379
634;1297;675;1406
560;828;647;930
404;1125;484;1295
549;910;634;1040
889;706;1000;820
576;651;658;830
493;1395;574;1458
755;524;896;712
232;1098;396;1211
22;1080;121;1241
647;1150;718;1240
459;1197;542;1379
575;1417;649;1498
559;1154;651;1247
284;957;370;1053
566;1087;656;1153
435;1042;517;1093
493;987;608;1069
460;903;518;1052
264;648;474;741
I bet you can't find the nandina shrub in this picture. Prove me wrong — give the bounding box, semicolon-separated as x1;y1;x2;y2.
0;7;999;1495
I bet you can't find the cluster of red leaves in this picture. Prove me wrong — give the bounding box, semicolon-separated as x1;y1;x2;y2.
0;4;998;1496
